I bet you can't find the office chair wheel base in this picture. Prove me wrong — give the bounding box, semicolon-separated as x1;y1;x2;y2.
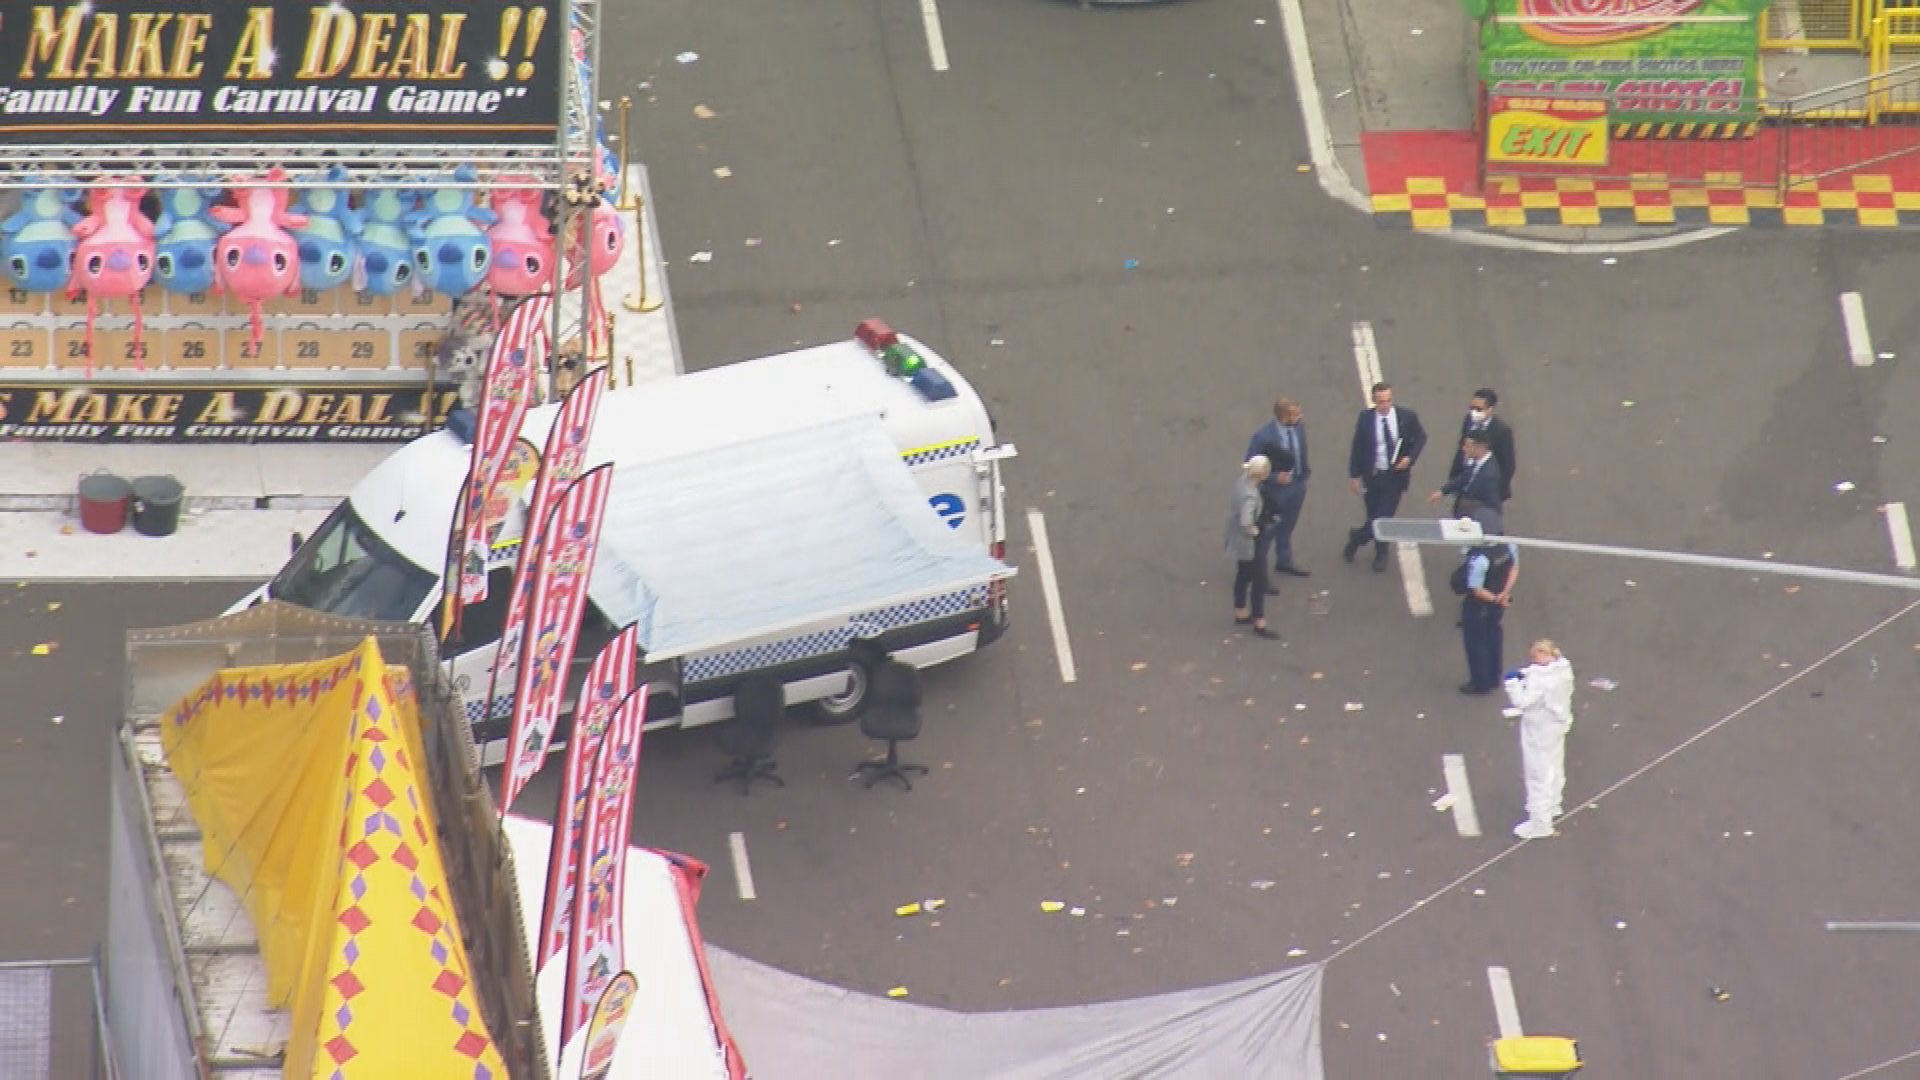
713;760;785;795
856;760;929;790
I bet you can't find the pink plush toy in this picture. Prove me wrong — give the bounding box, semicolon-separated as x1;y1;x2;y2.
69;178;156;377
486;182;555;297
211;168;307;349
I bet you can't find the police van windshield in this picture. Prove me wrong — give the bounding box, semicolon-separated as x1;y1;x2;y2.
270;502;435;622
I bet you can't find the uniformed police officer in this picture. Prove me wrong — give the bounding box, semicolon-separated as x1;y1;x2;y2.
1457;504;1519;695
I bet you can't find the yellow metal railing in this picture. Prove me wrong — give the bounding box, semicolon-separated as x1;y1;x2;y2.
1871;9;1920;100
1761;0;1871;49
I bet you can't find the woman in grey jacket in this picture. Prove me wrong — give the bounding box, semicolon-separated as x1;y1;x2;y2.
1226;455;1278;638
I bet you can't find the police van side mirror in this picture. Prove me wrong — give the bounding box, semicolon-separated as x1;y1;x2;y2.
290;532;304;556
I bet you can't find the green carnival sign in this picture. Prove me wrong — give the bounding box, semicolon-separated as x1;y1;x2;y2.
1480;0;1767;125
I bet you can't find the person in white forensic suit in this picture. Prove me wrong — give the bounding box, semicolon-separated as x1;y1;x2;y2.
1503;639;1575;840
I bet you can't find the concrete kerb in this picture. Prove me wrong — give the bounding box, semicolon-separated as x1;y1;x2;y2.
1275;0;1734;255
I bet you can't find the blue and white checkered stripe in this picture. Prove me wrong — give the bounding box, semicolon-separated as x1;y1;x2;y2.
900;439;980;467
461;693;516;728
683;584;990;684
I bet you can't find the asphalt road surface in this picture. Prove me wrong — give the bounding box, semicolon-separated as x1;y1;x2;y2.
12;1;1920;1078
606;0;1920;1075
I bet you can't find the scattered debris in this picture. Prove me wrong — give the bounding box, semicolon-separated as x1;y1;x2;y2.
676;51;699;64
1615;920;1629;930
1710;986;1730;1002
693;104;716;119
1175;853;1194;867
1879;352;1895;361
713;166;732;179
1161;897;1178;906
1251;880;1276;890
50;716;63;725
1622;400;1636;408
1601;257;1617;265
744;237;762;247
1588;677;1618;691
30;643;56;656
687;251;713;263
1069;907;1087;917
45;602;60;612
989;337;1006;347
1432;794;1456;812
1295;163;1312;173
1873;435;1889;444
895;899;945;917
887;987;909;999
1041;901;1065;914
1343;702;1364;712
1287;947;1309;958
1835;481;1856;493
1123;259;1139;270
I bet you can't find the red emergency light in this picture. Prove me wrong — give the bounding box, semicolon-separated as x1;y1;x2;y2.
855;319;898;349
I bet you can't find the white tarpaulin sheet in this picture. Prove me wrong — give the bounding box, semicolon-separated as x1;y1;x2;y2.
503;815;739;1080
588;414;1011;658
704;948;1324;1080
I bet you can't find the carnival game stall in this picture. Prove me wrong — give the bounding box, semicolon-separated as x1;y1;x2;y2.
0;0;634;444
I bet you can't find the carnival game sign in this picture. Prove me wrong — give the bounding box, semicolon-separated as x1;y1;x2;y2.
1481;0;1765;123
0;380;453;441
1487;96;1610;166
0;0;562;142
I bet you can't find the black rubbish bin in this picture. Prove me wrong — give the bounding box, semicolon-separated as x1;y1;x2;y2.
131;475;185;537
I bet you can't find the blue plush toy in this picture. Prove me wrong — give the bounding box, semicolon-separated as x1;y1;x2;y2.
290;164;364;291
406;163;497;297
0;182;82;292
355;188;417;296
151;178;231;296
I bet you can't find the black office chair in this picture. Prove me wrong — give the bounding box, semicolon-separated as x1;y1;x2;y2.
713;677;785;795
856;660;930;791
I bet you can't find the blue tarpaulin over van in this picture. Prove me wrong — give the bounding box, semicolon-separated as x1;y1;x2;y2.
587;414;1012;660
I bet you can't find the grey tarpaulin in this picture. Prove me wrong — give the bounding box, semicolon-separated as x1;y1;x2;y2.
705;947;1324;1080
586;414;1011;659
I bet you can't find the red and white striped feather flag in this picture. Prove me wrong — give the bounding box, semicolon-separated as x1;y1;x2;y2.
485;367;607;732
499;463;614;813
562;684;646;1048
537;622;638;967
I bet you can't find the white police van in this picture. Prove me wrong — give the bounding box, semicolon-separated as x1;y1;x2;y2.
234;322;1016;761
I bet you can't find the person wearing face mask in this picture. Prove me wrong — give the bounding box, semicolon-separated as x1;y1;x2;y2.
1449;389;1516;504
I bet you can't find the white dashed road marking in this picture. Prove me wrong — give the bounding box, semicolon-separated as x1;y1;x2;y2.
1841;291;1874;368
1351;320;1432;617
729;831;757;901
1025;509;1077;684
920;0;950;72
1441;754;1483;838
1487;965;1525;1039
1886;502;1916;572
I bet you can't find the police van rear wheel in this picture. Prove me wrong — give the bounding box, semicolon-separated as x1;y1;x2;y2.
805;656;872;725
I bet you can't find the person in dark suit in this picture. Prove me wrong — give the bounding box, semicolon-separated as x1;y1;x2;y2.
1344;381;1426;572
1430;429;1504;515
1448;388;1516;503
1246;397;1311;579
